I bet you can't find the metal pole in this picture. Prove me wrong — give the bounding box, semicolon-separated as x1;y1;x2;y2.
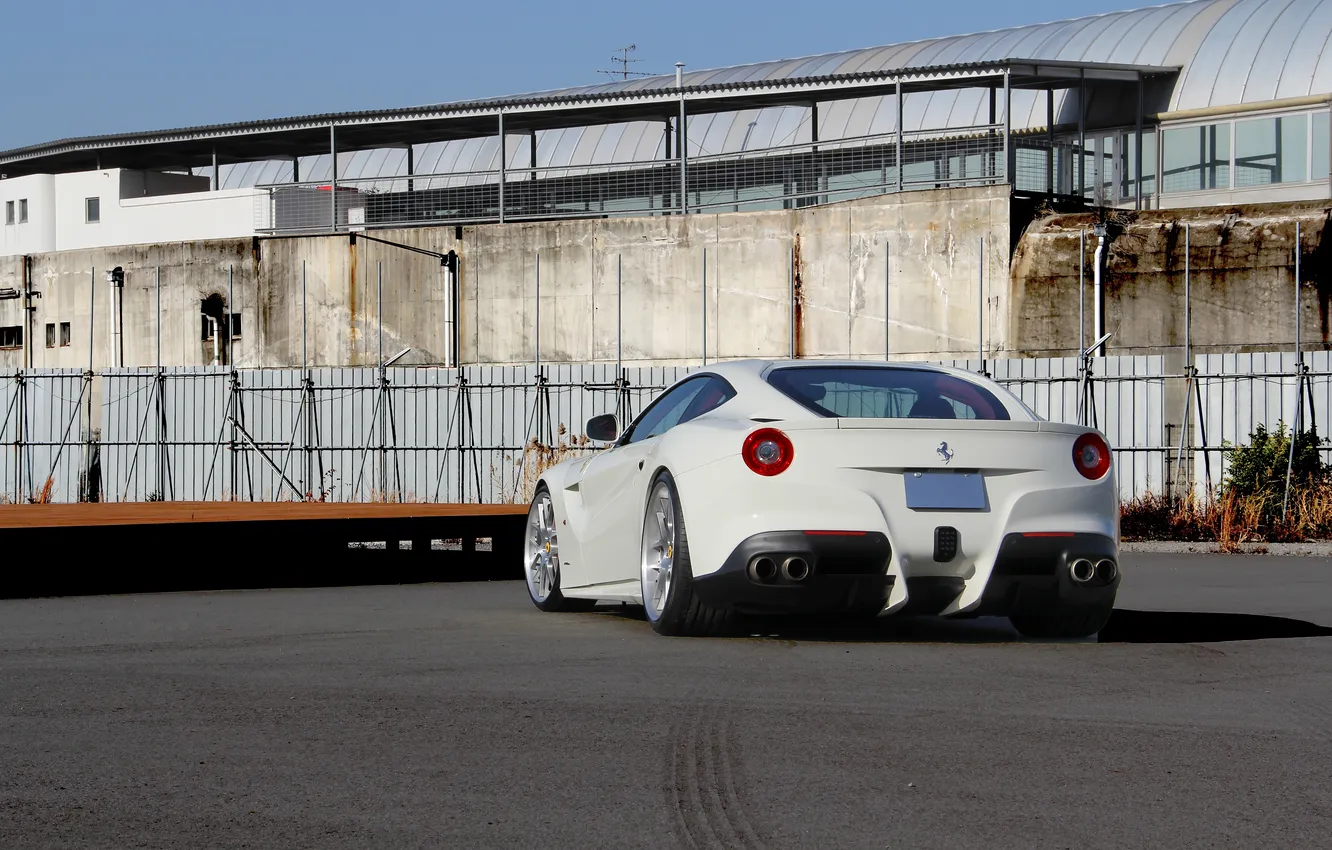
87;266;95;501
328;124;337;231
211;149;219;191
616;253;622;373
1094;225;1107;356
1002;69;1012;184
534;252;540;370
1283;221;1303;521
1079;230;1085;355
228;264;235;368
1184;224;1191;362
1135;73;1145;210
302;261;308;368
377;261;383;368
1077;74;1086;197
702;248;707;366
978;236;985;367
1295;220;1302;364
1046;88;1055;194
885;240;891;360
156;266;161;369
497;112;506;224
677;63;687;215
895;80;904;192
789;243;795;358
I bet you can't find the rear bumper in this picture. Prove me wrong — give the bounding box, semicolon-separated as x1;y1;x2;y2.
975;532;1120;616
691;531;894;615
691;530;1119;618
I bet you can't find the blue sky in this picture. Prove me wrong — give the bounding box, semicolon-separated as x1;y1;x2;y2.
1;0;1155;151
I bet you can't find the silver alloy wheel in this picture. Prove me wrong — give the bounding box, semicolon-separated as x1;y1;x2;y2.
641;481;676;621
525;490;558;603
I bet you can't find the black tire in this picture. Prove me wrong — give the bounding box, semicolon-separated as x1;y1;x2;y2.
642;471;735;637
525;484;597;613
1009;606;1113;639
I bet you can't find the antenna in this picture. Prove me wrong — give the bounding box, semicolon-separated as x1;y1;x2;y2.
598;44;658;80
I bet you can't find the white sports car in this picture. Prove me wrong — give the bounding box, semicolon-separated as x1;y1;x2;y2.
522;359;1120;639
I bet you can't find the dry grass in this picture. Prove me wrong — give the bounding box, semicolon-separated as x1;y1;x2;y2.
1121;485;1332;547
498;424;594;505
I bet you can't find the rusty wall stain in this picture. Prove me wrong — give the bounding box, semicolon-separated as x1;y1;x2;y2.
792;232;804;358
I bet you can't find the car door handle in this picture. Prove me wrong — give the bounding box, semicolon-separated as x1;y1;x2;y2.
638;460;644;470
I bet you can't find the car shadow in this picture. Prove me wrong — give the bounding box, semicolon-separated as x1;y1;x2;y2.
588;605;1332;644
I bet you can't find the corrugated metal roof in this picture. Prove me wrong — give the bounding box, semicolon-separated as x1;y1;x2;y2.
3;0;1328;186
261;0;1330;187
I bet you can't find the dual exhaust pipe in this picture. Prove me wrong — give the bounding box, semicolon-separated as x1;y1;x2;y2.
1068;557;1117;586
749;555;810;583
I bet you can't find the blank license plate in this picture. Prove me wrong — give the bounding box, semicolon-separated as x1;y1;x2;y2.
904;471;987;510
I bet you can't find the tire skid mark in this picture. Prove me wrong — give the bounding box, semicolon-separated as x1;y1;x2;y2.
665;701;771;849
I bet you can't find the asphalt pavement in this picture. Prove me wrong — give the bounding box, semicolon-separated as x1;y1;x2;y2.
2;553;1330;849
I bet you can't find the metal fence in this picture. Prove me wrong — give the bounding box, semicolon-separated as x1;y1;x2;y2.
6;353;1327;506
255;127;1066;232
0;369;91;504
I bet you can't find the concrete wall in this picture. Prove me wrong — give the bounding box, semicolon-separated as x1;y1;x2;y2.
1010;200;1332;359
8;185;1332;376
465;186;1011;365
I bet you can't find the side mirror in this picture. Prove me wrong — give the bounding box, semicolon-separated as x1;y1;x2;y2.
586;413;619;443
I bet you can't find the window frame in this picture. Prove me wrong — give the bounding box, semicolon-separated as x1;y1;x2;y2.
17;198;27;224
85;197;101;223
0;325;23;349
59;322;71;347
45;323;55;349
4;201;12;226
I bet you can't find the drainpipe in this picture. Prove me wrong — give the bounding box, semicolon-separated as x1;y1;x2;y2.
107;266;125;367
209;317;220;366
1092;223;1107;356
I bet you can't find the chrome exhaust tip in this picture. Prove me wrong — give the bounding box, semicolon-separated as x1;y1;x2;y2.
1095;558;1118;584
1069;558;1096;584
781;557;811;582
749;557;778;582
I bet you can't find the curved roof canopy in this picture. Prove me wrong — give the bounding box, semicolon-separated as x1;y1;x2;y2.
2;0;1329;187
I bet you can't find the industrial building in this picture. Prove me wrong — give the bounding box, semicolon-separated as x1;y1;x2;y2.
1;0;1329;372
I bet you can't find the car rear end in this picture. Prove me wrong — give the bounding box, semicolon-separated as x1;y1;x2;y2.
676;363;1120;626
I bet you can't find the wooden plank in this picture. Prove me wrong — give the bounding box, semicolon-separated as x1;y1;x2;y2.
0;501;527;530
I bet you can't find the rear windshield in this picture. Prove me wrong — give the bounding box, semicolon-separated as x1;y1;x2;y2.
767;366;1012;421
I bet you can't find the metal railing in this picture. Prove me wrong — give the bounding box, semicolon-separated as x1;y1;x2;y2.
253;126;1085;233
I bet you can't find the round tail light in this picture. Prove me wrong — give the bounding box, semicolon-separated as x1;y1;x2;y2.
743;427;794;476
1072;432;1111;480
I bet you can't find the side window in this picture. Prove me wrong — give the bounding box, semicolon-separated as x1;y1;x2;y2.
622;377;708;445
676;376;736;426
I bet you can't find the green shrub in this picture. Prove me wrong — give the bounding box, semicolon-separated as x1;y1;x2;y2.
1222;423;1329;498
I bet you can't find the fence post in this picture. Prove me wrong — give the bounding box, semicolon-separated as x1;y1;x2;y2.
616;254;623;374
702;247;707;366
884;240;890;361
1282;220;1303;521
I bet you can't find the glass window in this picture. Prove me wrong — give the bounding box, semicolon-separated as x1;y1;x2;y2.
60;322;71;347
230;313;242;338
1162;123;1230;192
17;199;27;223
1236;114;1307;186
85;197;100;223
1314;112;1329;181
767;366;1012;420
4;201;12;225
624;376;735;444
45;323;55;348
0;325;23;348
1120;131;1157;199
